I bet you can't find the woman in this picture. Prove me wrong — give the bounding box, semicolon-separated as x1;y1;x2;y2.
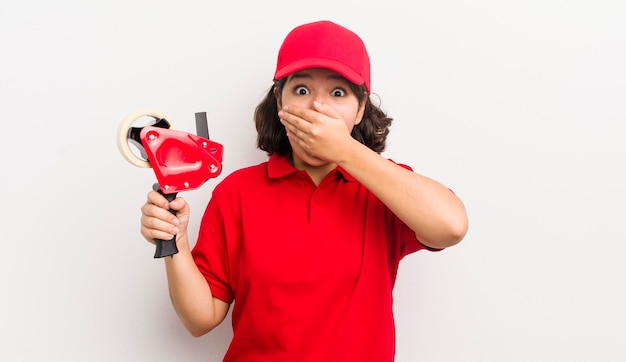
140;20;468;362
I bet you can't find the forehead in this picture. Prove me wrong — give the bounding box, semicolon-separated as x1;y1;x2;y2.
286;68;348;83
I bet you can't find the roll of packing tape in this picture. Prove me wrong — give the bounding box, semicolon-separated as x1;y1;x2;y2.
117;109;172;168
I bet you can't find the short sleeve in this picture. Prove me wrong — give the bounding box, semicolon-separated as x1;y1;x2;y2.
386;160;443;262
192;192;234;304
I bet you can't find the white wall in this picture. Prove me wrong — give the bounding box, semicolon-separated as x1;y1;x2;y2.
2;1;624;361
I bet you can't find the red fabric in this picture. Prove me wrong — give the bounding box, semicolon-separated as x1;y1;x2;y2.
192;154;436;362
274;20;371;92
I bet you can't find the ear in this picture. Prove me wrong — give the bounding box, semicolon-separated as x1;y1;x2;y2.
354;99;366;125
274;85;282;110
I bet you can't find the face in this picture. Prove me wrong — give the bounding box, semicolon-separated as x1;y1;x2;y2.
276;68;365;168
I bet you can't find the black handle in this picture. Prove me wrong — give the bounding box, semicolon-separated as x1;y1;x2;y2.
152;183;179;258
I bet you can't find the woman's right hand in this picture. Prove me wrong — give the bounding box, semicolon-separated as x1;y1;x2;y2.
140;190;191;251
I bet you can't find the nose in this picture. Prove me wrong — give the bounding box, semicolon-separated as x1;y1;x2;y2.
311;91;328;107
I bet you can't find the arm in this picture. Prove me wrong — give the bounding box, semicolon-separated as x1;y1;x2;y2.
279;102;468;249
140;191;230;336
336;141;468;249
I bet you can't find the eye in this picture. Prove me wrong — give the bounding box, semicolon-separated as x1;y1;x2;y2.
294;86;310;95
332;88;346;97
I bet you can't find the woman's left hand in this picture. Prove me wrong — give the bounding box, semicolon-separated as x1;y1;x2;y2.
279;101;357;163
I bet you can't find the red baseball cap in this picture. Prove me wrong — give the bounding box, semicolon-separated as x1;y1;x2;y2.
274;20;371;92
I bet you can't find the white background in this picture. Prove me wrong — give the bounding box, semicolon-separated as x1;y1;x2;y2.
1;1;624;361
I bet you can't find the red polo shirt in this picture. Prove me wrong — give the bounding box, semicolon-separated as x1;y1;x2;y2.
192;154;436;362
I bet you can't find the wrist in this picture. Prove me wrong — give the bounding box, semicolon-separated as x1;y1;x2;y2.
174;232;192;253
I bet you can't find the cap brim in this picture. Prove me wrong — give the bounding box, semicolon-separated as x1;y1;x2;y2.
274;58;365;87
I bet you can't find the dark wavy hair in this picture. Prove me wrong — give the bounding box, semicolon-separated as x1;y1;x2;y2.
254;78;393;156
